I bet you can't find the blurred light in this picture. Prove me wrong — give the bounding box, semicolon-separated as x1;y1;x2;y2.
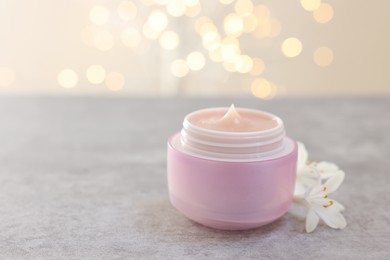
224;13;244;37
222;36;239;46
171;59;189;77
221;38;240;62
221;45;240;62
253;18;281;38
105;72;125;91
313;46;334;67
94;31;115;51
208;46;223;62
313;3;334;24
184;0;199;7
89;5;110;26
253;26;265;38
268;18;282;38
143;23;161;40
195;16;211;34
202;31;221;50
159;30;180;50
234;55;253;73
121;28;141;48
154;0;169;5
58;69;78;89
148;10;168;32
167;0;186;17
199;22;217;36
222;62;236;72
220;0;235;5
253;5;270;25
117;1;138;21
141;0;154;5
300;0;322;11
281;37;302;58
250;58;265;76
251;78;273;99
243;14;258;32
185;2;201;17
235;0;253;17
186;52;206;71
86;65;106;84
0;67;15;87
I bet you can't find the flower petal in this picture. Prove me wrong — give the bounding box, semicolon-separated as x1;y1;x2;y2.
297;142;308;171
317;161;339;172
307;179;324;197
306;196;329;206
294;181;306;197
317;161;340;179
306;208;320;233
332;200;345;211
313;203;347;230
300;170;321;187
324;170;345;193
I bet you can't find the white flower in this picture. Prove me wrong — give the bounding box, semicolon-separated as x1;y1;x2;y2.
303;171;347;232
316;161;343;180
294;142;347;233
294;142;318;197
294;142;344;196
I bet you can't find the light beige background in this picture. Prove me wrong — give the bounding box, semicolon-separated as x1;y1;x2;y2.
0;0;389;97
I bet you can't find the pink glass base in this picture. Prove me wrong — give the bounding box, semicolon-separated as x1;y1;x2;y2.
167;133;298;230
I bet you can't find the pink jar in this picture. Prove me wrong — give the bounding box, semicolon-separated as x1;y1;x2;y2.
167;106;297;230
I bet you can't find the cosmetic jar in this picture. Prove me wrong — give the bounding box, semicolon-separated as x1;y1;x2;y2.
167;106;297;230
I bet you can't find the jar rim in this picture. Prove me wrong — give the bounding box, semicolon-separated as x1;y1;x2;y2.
183;107;284;137
180;107;287;161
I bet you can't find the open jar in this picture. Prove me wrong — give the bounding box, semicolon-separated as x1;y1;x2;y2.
167;105;297;230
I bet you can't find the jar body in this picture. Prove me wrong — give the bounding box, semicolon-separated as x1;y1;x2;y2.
167;133;298;230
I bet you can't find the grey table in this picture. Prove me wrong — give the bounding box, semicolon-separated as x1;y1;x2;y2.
0;97;389;259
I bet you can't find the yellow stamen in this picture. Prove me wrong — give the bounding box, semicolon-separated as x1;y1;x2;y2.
323;194;328;199
323;200;334;208
323;186;327;192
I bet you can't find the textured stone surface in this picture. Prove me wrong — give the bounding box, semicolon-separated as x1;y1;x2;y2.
0;97;389;259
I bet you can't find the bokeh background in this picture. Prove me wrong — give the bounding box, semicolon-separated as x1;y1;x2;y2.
0;0;389;98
